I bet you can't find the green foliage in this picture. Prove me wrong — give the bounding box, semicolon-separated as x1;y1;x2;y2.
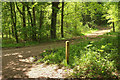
102;2;118;29
37;32;119;78
2;38;39;48
2;2;120;78
2;2;112;43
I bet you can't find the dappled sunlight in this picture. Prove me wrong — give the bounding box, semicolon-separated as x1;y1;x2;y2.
36;31;120;78
86;29;111;37
5;61;18;69
27;51;31;53
19;59;29;63
4;52;21;57
18;55;23;58
2;1;120;78
3;57;33;78
25;63;73;78
2;29;117;78
19;57;35;63
2;49;36;78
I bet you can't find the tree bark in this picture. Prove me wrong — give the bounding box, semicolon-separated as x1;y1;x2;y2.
13;3;19;43
11;24;14;37
61;1;64;38
10;2;19;43
16;2;27;41
51;2;59;39
22;3;27;41
113;22;115;32
39;7;44;41
26;3;35;41
32;2;37;41
9;27;11;38
74;3;77;30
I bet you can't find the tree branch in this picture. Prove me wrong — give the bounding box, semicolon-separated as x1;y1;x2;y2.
16;2;23;15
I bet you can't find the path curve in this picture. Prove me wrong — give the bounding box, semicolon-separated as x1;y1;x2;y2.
2;29;111;78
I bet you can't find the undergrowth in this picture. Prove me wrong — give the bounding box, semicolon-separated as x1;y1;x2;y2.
2;39;39;48
37;32;120;78
2;26;98;48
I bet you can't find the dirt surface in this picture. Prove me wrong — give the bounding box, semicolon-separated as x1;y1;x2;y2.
2;29;111;79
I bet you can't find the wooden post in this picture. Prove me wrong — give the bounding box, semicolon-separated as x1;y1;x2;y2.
113;22;115;32
66;41;69;64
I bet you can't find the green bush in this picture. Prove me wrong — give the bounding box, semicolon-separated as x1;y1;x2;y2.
37;32;119;78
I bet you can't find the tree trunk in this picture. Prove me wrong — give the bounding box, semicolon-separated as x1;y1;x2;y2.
51;2;59;39
61;1;64;38
113;22;115;32
9;27;11;38
22;3;27;41
13;3;19;43
10;2;19;43
74;3;77;30
16;2;27;41
11;24;14;37
27;15;31;41
26;3;35;41
32;2;37;41
39;7;44;41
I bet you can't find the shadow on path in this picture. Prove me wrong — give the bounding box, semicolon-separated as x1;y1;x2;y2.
2;29;111;78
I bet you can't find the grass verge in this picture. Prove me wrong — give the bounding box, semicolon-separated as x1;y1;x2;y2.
36;32;120;78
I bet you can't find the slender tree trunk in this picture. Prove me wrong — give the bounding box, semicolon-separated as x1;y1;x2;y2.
22;3;27;41
28;15;31;41
13;3;19;43
39;7;44;41
32;2;36;41
113;22;115;32
16;2;27;41
10;2;19;43
61;1;64;38
26;3;34;41
11;24;14;37
51;2;59;39
9;27;11;38
27;13;31;41
74;3;77;30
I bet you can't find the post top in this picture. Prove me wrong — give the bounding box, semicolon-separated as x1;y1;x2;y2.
66;41;69;42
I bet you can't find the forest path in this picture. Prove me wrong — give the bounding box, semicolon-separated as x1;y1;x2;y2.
2;29;111;78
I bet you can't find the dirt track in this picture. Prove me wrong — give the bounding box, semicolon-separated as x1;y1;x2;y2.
2;29;111;78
